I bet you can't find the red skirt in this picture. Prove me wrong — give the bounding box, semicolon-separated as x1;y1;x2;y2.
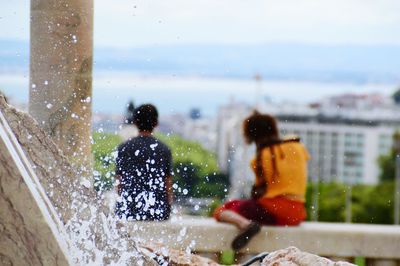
213;197;306;226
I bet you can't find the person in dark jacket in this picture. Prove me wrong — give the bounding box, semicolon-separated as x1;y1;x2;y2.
115;104;173;221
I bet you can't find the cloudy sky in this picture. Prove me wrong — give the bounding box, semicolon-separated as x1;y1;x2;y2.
1;0;400;115
1;0;400;47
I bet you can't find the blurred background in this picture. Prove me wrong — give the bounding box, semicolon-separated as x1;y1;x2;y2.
1;0;400;224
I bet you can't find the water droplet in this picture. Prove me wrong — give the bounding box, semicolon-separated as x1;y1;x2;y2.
150;143;158;150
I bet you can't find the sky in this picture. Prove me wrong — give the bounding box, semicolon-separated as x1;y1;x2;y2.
1;0;400;115
1;0;400;47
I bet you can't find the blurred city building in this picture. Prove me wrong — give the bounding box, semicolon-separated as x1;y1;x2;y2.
159;110;217;152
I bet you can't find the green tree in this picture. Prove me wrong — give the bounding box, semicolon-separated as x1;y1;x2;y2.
92;132;122;191
174;161;199;197
352;182;394;224
156;133;229;199
378;131;400;182
306;182;347;222
305;182;395;224
378;150;396;182
156;133;219;177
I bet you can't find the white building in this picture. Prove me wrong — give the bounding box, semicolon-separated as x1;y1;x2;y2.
160;113;217;152
181;117;217;152
217;94;400;198
281;121;394;184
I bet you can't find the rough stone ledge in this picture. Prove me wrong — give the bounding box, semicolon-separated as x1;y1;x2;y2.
122;216;400;260
261;246;354;266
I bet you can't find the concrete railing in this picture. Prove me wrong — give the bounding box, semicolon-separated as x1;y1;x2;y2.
122;216;400;265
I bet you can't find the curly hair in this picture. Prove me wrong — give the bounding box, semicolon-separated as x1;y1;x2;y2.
243;110;279;144
133;104;159;132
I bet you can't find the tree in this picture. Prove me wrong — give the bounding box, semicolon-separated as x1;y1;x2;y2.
378;151;396;182
174;161;199;198
156;133;229;199
305;182;394;224
305;182;347;222
352;183;394;224
195;173;230;199
377;131;400;182
92;132;122;191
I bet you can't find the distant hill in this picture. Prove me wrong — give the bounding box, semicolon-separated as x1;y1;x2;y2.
1;39;400;83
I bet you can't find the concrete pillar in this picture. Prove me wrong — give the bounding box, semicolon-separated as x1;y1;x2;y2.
29;0;93;174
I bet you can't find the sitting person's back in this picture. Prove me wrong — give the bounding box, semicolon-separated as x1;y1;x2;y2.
213;111;310;251
115;104;172;221
253;135;308;200
251;136;308;226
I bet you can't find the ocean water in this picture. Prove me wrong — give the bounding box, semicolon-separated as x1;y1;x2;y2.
0;71;397;116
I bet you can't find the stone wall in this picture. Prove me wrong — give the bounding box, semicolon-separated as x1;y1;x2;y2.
0;105;71;265
0;94;94;223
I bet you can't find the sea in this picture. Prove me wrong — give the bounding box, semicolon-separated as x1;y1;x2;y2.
0;71;397;117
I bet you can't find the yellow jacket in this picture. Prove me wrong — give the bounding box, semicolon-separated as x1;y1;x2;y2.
251;140;309;202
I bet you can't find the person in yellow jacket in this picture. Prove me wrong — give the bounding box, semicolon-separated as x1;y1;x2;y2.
213;111;309;251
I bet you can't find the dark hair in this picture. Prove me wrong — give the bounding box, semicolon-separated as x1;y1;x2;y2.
133;104;158;132
243;110;279;144
243;111;280;182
